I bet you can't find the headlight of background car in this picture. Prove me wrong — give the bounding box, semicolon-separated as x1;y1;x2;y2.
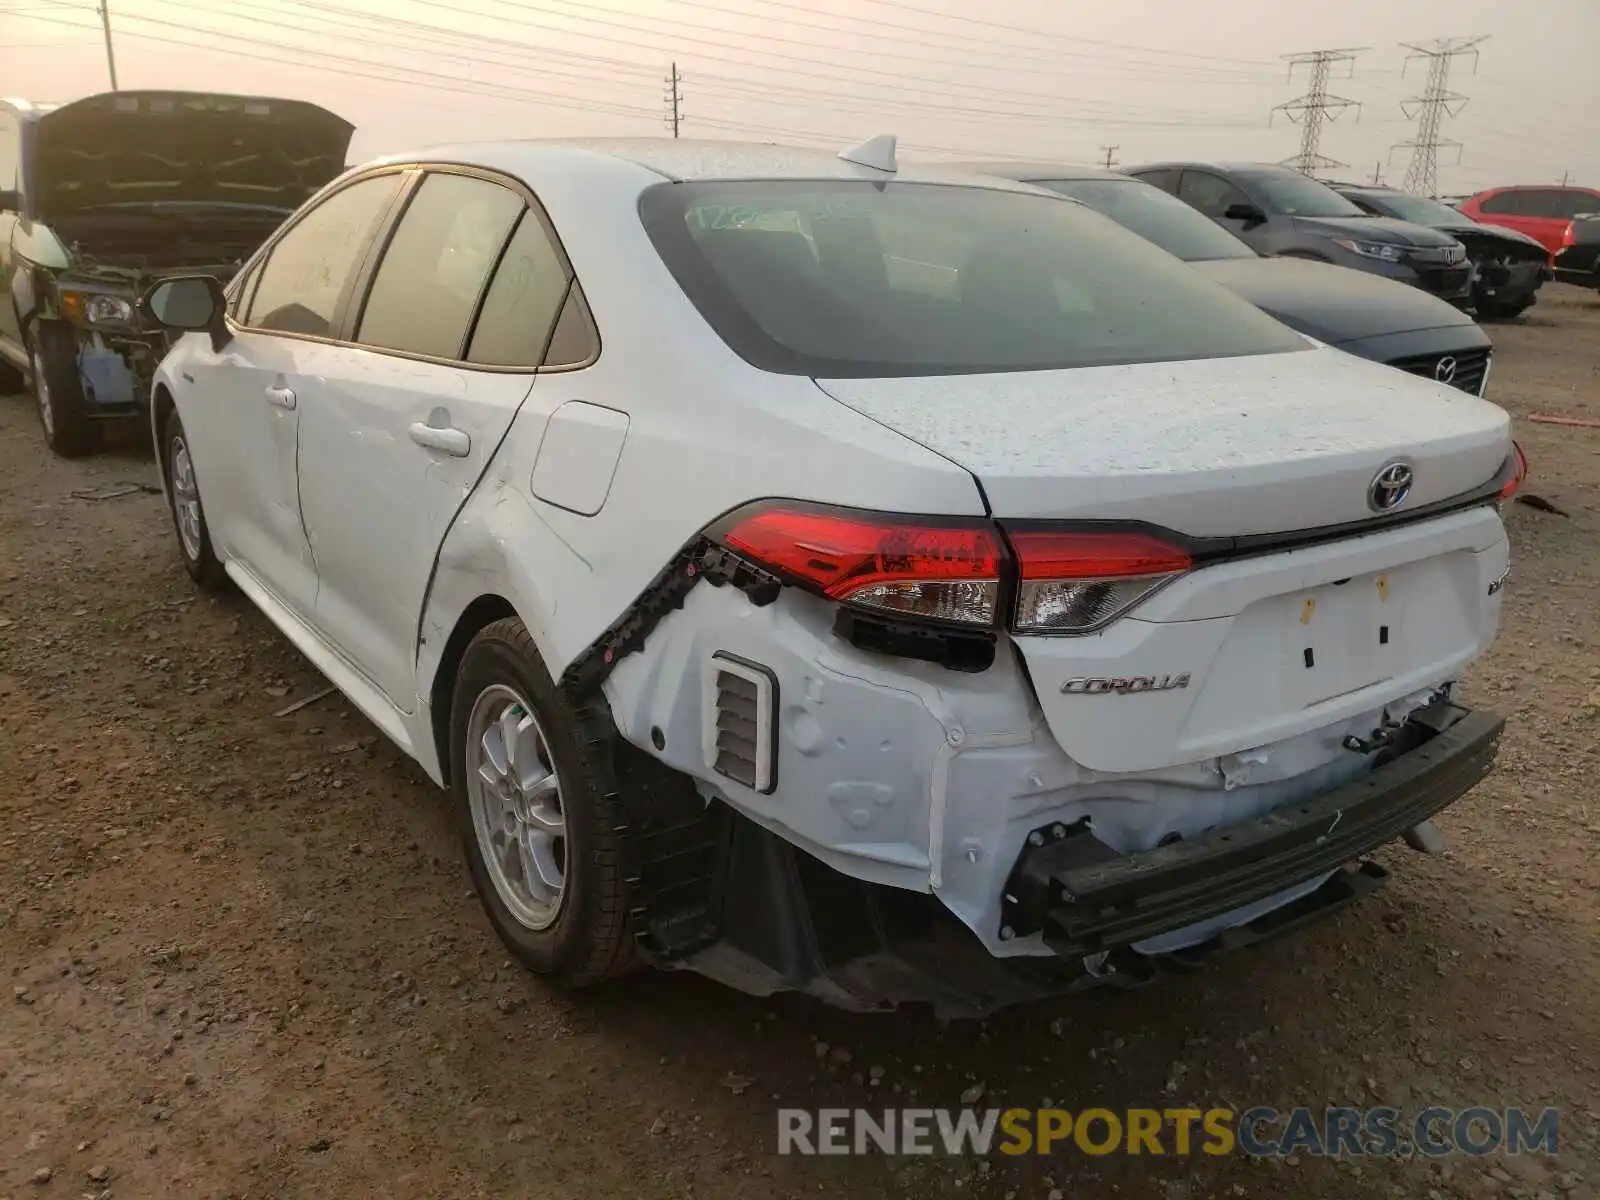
60;291;136;327
1332;238;1406;264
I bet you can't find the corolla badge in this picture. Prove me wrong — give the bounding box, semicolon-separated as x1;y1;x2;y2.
1368;461;1414;513
1060;674;1191;696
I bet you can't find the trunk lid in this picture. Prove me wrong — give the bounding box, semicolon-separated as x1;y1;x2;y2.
814;346;1509;535
817;347;1512;774
32;90;353;220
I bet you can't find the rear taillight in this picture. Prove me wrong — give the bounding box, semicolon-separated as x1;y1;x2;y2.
713;504;1197;635
717;504;1002;626
1560;221;1577;251
1007;529;1192;634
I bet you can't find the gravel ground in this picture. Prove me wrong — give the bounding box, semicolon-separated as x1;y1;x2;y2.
2;286;1598;1200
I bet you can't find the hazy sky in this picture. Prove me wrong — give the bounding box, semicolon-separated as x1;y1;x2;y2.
3;0;1595;192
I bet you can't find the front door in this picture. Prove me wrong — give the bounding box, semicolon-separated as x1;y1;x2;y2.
182;169;405;617
294;169;584;708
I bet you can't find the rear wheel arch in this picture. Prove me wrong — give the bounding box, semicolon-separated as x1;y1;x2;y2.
428;593;521;786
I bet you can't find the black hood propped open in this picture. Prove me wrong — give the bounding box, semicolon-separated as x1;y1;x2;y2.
32;90;354;219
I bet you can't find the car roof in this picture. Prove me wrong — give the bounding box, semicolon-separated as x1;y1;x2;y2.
1127;161;1300;177
932;161;1136;184
362;137;1054;194
1467;183;1600;197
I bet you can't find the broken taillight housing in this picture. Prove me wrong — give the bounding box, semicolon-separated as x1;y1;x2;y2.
716;503;1003;627
1007;528;1192;634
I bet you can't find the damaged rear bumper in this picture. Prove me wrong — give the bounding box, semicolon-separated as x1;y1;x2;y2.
999;702;1501;958
655;702;1501;1015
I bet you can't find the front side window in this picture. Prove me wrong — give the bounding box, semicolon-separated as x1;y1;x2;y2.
640;181;1306;378
355;172;522;359
226;259;261;318
1035;179;1255;262
1177;171;1251;220
247;173;401;336
1477;190;1527;215
1243;171;1366;218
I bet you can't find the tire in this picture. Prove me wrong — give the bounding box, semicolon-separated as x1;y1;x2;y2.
161;409;228;590
450;617;638;987
30;322;97;458
1475;297;1530;321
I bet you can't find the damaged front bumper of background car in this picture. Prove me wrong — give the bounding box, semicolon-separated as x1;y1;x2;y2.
36;264;218;415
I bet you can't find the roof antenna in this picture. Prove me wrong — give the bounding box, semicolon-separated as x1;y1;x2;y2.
838;134;897;173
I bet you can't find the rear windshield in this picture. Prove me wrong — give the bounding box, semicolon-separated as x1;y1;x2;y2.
1032;178;1257;263
639;180;1307;378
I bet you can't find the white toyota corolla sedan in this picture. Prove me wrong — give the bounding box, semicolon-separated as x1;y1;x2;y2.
141;136;1518;1015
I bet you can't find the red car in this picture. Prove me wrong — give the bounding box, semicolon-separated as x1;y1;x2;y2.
1459;185;1600;255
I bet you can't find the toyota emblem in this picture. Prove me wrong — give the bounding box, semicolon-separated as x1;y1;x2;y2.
1434;356;1458;384
1368;461;1414;513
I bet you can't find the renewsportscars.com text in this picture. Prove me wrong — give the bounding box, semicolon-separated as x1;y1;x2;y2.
777;1106;1560;1158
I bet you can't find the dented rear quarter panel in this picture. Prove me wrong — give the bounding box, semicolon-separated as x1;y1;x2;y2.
411;148;984;762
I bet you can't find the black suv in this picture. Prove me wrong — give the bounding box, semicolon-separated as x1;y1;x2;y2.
1127;162;1474;303
0;90;352;456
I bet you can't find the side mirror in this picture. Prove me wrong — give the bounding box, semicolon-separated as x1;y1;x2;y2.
1224;201;1267;227
0;189;21;213
141;275;231;351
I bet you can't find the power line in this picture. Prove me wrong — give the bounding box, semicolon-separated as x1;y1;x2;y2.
9;6;1035;159
826;0;1278;67
237;0;1262;127
663;60;682;139
1392;35;1489;197
636;0;1279;80
1271;47;1363;175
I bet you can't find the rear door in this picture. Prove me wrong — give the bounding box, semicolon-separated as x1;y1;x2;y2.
293;167;587;709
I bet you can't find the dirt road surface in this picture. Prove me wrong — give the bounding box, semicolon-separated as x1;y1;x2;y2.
3;287;1598;1200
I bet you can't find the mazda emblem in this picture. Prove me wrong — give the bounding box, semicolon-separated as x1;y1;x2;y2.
1368;462;1414;513
1434;356;1458;384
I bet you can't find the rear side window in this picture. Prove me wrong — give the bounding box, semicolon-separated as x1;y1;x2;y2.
466;209;575;367
247;174;400;335
357;172;523;359
1555;190;1600;219
640;180;1307;378
1130;168;1179;193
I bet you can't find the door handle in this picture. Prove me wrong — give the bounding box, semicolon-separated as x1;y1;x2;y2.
265;385;297;410
409;420;470;457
